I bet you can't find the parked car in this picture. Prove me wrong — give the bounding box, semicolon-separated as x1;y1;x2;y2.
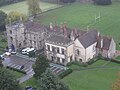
22;48;35;55
0;54;4;60
25;86;36;90
5;52;11;56
11;51;16;55
22;48;30;54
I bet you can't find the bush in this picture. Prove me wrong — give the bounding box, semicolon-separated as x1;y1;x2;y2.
66;61;88;67
93;0;112;5
87;57;99;65
60;0;76;3
6;66;26;74
1;39;7;42
58;69;73;79
111;59;120;64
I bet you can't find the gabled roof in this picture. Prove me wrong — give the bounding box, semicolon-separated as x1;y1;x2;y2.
78;30;98;48
46;35;72;45
96;36;112;50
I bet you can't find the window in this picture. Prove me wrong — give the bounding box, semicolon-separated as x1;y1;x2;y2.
61;48;65;54
10;30;12;34
47;45;50;51
52;46;55;52
57;57;60;63
34;41;36;46
57;47;60;53
51;56;54;61
93;45;96;52
70;56;73;62
30;40;32;45
10;37;13;41
76;49;80;55
62;58;65;63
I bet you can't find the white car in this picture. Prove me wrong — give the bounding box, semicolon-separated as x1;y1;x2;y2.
5;52;11;56
26;48;35;55
22;48;30;54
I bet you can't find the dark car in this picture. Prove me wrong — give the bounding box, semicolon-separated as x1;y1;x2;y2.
25;86;36;90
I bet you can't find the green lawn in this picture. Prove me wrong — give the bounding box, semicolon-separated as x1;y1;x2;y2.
36;2;120;49
0;1;60;15
63;68;119;90
8;69;24;79
21;77;38;88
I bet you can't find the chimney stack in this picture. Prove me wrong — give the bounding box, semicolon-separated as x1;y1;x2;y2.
60;23;64;33
50;22;53;30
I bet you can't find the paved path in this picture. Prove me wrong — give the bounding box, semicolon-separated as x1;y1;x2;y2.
73;66;120;71
18;71;35;84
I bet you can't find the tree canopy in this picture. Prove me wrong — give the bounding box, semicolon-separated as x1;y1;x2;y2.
6;11;28;24
27;0;42;17
33;55;49;79
0;10;7;31
38;69;69;90
0;68;21;90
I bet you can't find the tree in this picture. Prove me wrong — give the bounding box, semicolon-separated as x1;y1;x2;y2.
0;60;3;68
0;10;7;31
0;68;21;90
38;69;69;90
27;0;42;17
33;55;49;79
28;50;35;58
93;0;112;5
6;11;28;24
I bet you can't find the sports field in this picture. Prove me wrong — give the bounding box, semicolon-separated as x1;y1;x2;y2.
36;2;120;49
0;1;60;15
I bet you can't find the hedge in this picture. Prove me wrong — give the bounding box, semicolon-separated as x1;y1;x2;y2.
111;59;120;64
58;69;73;79
6;66;26;74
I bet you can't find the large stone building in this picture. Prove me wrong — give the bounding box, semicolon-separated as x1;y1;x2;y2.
6;21;116;65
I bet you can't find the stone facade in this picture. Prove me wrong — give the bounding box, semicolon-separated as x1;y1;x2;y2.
6;21;116;65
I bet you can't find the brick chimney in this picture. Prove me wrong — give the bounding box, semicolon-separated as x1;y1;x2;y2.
50;22;53;30
63;22;67;37
60;23;64;33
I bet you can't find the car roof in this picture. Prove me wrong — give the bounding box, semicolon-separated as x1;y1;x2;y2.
22;48;30;51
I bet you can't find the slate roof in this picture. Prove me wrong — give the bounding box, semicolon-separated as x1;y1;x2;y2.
78;30;98;48
96;36;112;50
46;35;72;45
24;21;49;32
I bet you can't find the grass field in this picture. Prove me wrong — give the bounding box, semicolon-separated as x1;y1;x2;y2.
0;1;60;15
63;68;119;90
8;69;24;79
36;2;120;49
63;59;120;90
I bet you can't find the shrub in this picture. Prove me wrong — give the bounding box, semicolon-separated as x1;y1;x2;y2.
66;61;88;67
6;66;26;74
111;59;120;64
1;39;7;42
93;0;112;5
58;69;73;79
87;57;99;65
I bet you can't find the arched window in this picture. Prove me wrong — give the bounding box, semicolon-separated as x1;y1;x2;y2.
76;49;80;55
